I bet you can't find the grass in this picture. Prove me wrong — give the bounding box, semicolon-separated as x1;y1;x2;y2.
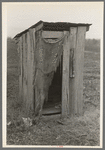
7;38;100;146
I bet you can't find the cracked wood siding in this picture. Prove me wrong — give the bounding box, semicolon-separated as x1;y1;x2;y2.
62;27;86;117
26;31;34;114
19;29;36;115
32;28;36;111
75;26;86;115
69;27;77;116
19;36;23;102
22;34;28;109
71;26;86;116
18;25;87;117
29;28;36;112
62;31;70;117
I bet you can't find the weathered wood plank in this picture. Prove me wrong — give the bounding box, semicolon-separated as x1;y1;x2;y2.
35;22;43;32
34;30;45;116
62;31;70;117
29;28;36;112
42;31;63;39
69;27;77;116
22;34;27;106
20;28;36;116
22;34;25;104
26;31;34;114
75;26;86;115
62;27;86;117
24;28;36;115
69;26;86;116
32;28;36;112
24;33;28;88
19;36;23;102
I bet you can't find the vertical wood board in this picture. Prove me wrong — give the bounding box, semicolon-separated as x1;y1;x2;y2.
74;26;86;115
29;28;36;112
23;34;27;106
34;30;43;115
32;28;36;111
62;31;70;117
26;31;33;113
19;36;23;101
69;27;77;116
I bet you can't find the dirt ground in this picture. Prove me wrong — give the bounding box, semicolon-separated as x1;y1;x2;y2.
7;38;100;146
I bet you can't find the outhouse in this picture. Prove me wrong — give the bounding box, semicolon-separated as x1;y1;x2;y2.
14;20;91;118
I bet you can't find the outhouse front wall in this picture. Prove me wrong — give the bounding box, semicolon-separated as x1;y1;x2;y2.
17;25;87;117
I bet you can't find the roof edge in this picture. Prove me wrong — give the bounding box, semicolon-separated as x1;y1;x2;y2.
13;20;43;39
14;20;92;39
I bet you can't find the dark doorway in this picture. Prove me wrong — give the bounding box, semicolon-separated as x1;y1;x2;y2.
43;56;63;115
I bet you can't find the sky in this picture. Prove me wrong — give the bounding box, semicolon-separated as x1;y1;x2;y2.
3;2;104;39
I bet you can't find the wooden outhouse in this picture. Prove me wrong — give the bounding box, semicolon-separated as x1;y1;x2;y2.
14;20;91;118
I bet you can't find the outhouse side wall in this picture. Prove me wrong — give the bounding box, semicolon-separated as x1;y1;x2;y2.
17;28;36;116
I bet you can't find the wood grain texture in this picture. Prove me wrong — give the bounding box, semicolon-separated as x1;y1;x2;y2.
75;26;86;115
62;31;70;117
69;27;77;116
19;36;23;102
69;26;86;116
29;28;36;113
18;25;86;117
26;31;34;114
22;34;27;107
32;28;36;111
62;27;86;117
42;31;63;39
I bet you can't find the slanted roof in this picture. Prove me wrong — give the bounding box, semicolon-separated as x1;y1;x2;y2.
14;20;92;39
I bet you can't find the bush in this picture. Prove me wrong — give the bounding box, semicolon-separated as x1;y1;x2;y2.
7;37;19;65
85;39;100;52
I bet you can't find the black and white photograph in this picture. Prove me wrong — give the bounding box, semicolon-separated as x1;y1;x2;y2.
2;2;103;148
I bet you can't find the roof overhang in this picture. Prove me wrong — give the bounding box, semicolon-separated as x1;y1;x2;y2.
14;20;92;39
